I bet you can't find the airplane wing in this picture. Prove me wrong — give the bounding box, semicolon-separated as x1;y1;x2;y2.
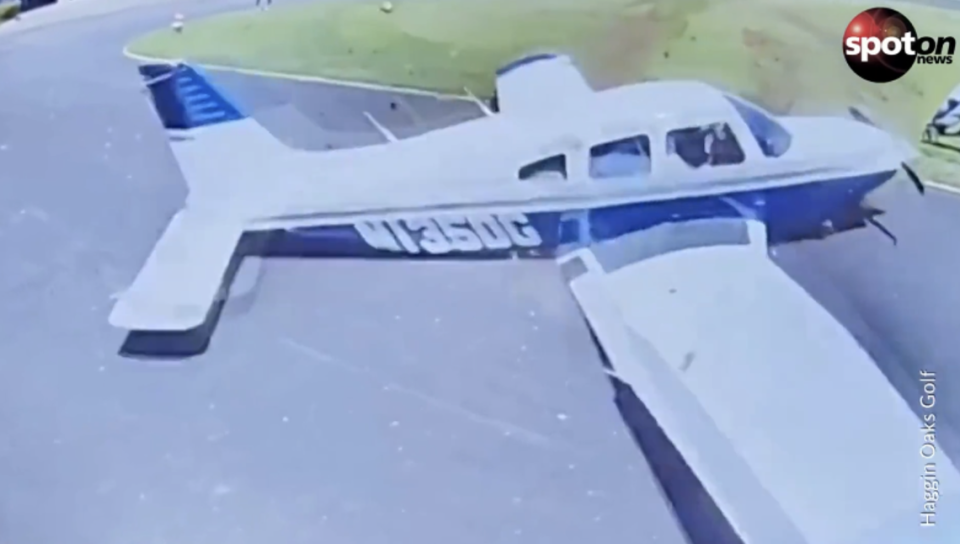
493;53;594;115
563;217;960;543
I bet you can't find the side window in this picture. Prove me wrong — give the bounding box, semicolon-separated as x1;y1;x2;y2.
519;155;567;180
724;96;792;158
666;123;745;168
589;135;652;179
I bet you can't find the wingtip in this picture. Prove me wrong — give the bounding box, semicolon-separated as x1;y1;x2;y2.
108;296;210;332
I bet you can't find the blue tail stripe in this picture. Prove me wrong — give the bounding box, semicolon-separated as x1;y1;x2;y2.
138;63;246;130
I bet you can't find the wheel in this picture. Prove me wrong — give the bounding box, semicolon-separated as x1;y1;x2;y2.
488;92;499;113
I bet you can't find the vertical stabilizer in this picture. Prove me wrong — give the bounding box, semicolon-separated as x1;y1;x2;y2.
135;62;296;205
138;62;246;130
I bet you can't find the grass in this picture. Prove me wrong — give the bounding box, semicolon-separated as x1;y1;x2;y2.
127;0;960;183
0;1;20;23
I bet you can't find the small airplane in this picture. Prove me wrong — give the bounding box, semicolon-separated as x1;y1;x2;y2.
923;82;960;144
113;54;959;542
114;52;923;335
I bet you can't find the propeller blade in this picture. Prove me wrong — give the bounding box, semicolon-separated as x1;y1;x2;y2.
849;106;925;195
867;215;898;245
901;162;926;195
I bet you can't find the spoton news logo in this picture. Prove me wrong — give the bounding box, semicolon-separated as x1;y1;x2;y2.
843;7;955;83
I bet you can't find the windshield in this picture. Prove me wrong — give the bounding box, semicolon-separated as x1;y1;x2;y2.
724;94;792;158
4;1;960;544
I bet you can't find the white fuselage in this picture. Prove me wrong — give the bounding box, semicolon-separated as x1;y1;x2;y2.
179;80;912;228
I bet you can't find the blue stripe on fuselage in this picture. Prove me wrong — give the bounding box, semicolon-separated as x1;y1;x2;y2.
262;171;893;259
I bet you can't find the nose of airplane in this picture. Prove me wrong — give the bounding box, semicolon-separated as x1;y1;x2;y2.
778;115;912;167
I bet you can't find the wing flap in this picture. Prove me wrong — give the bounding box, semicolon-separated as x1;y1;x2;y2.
109;210;244;331
566;252;804;544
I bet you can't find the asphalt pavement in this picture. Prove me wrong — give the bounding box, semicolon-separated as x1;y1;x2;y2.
2;1;960;543
0;3;690;544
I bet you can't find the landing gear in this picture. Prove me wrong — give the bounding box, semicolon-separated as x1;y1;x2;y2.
488;92;499;113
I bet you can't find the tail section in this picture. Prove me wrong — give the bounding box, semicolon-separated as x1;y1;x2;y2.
111;63;288;334
139;62;246;130
136;62;295;203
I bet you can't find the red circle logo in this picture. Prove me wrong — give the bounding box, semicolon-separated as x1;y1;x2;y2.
843;7;917;83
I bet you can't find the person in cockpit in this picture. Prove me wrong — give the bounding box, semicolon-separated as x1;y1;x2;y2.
670;127;710;168
706;123;745;165
669;124;744;168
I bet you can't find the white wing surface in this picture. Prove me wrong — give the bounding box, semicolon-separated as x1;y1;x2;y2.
567;218;960;543
493;53;594;115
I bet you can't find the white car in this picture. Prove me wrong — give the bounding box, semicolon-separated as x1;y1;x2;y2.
923;83;960;143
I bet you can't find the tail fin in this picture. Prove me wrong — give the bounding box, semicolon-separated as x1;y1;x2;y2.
138;62;246;130
136;62;294;203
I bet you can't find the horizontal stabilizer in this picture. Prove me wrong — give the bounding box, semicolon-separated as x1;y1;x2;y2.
135;62;297;206
109;210;244;331
138;62;246;130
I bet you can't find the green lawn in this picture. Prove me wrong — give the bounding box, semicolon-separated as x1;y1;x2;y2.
127;0;960;183
0;2;20;23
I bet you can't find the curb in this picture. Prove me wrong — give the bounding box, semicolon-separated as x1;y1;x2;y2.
122;47;475;102
928;181;960;195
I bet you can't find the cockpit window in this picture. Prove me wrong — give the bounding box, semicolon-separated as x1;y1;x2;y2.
589;135;652;179
666;122;745;168
724;95;792;157
519;154;567;180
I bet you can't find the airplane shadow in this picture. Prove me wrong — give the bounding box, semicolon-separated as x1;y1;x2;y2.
118;233;270;360
117;229;557;359
117;199;887;360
